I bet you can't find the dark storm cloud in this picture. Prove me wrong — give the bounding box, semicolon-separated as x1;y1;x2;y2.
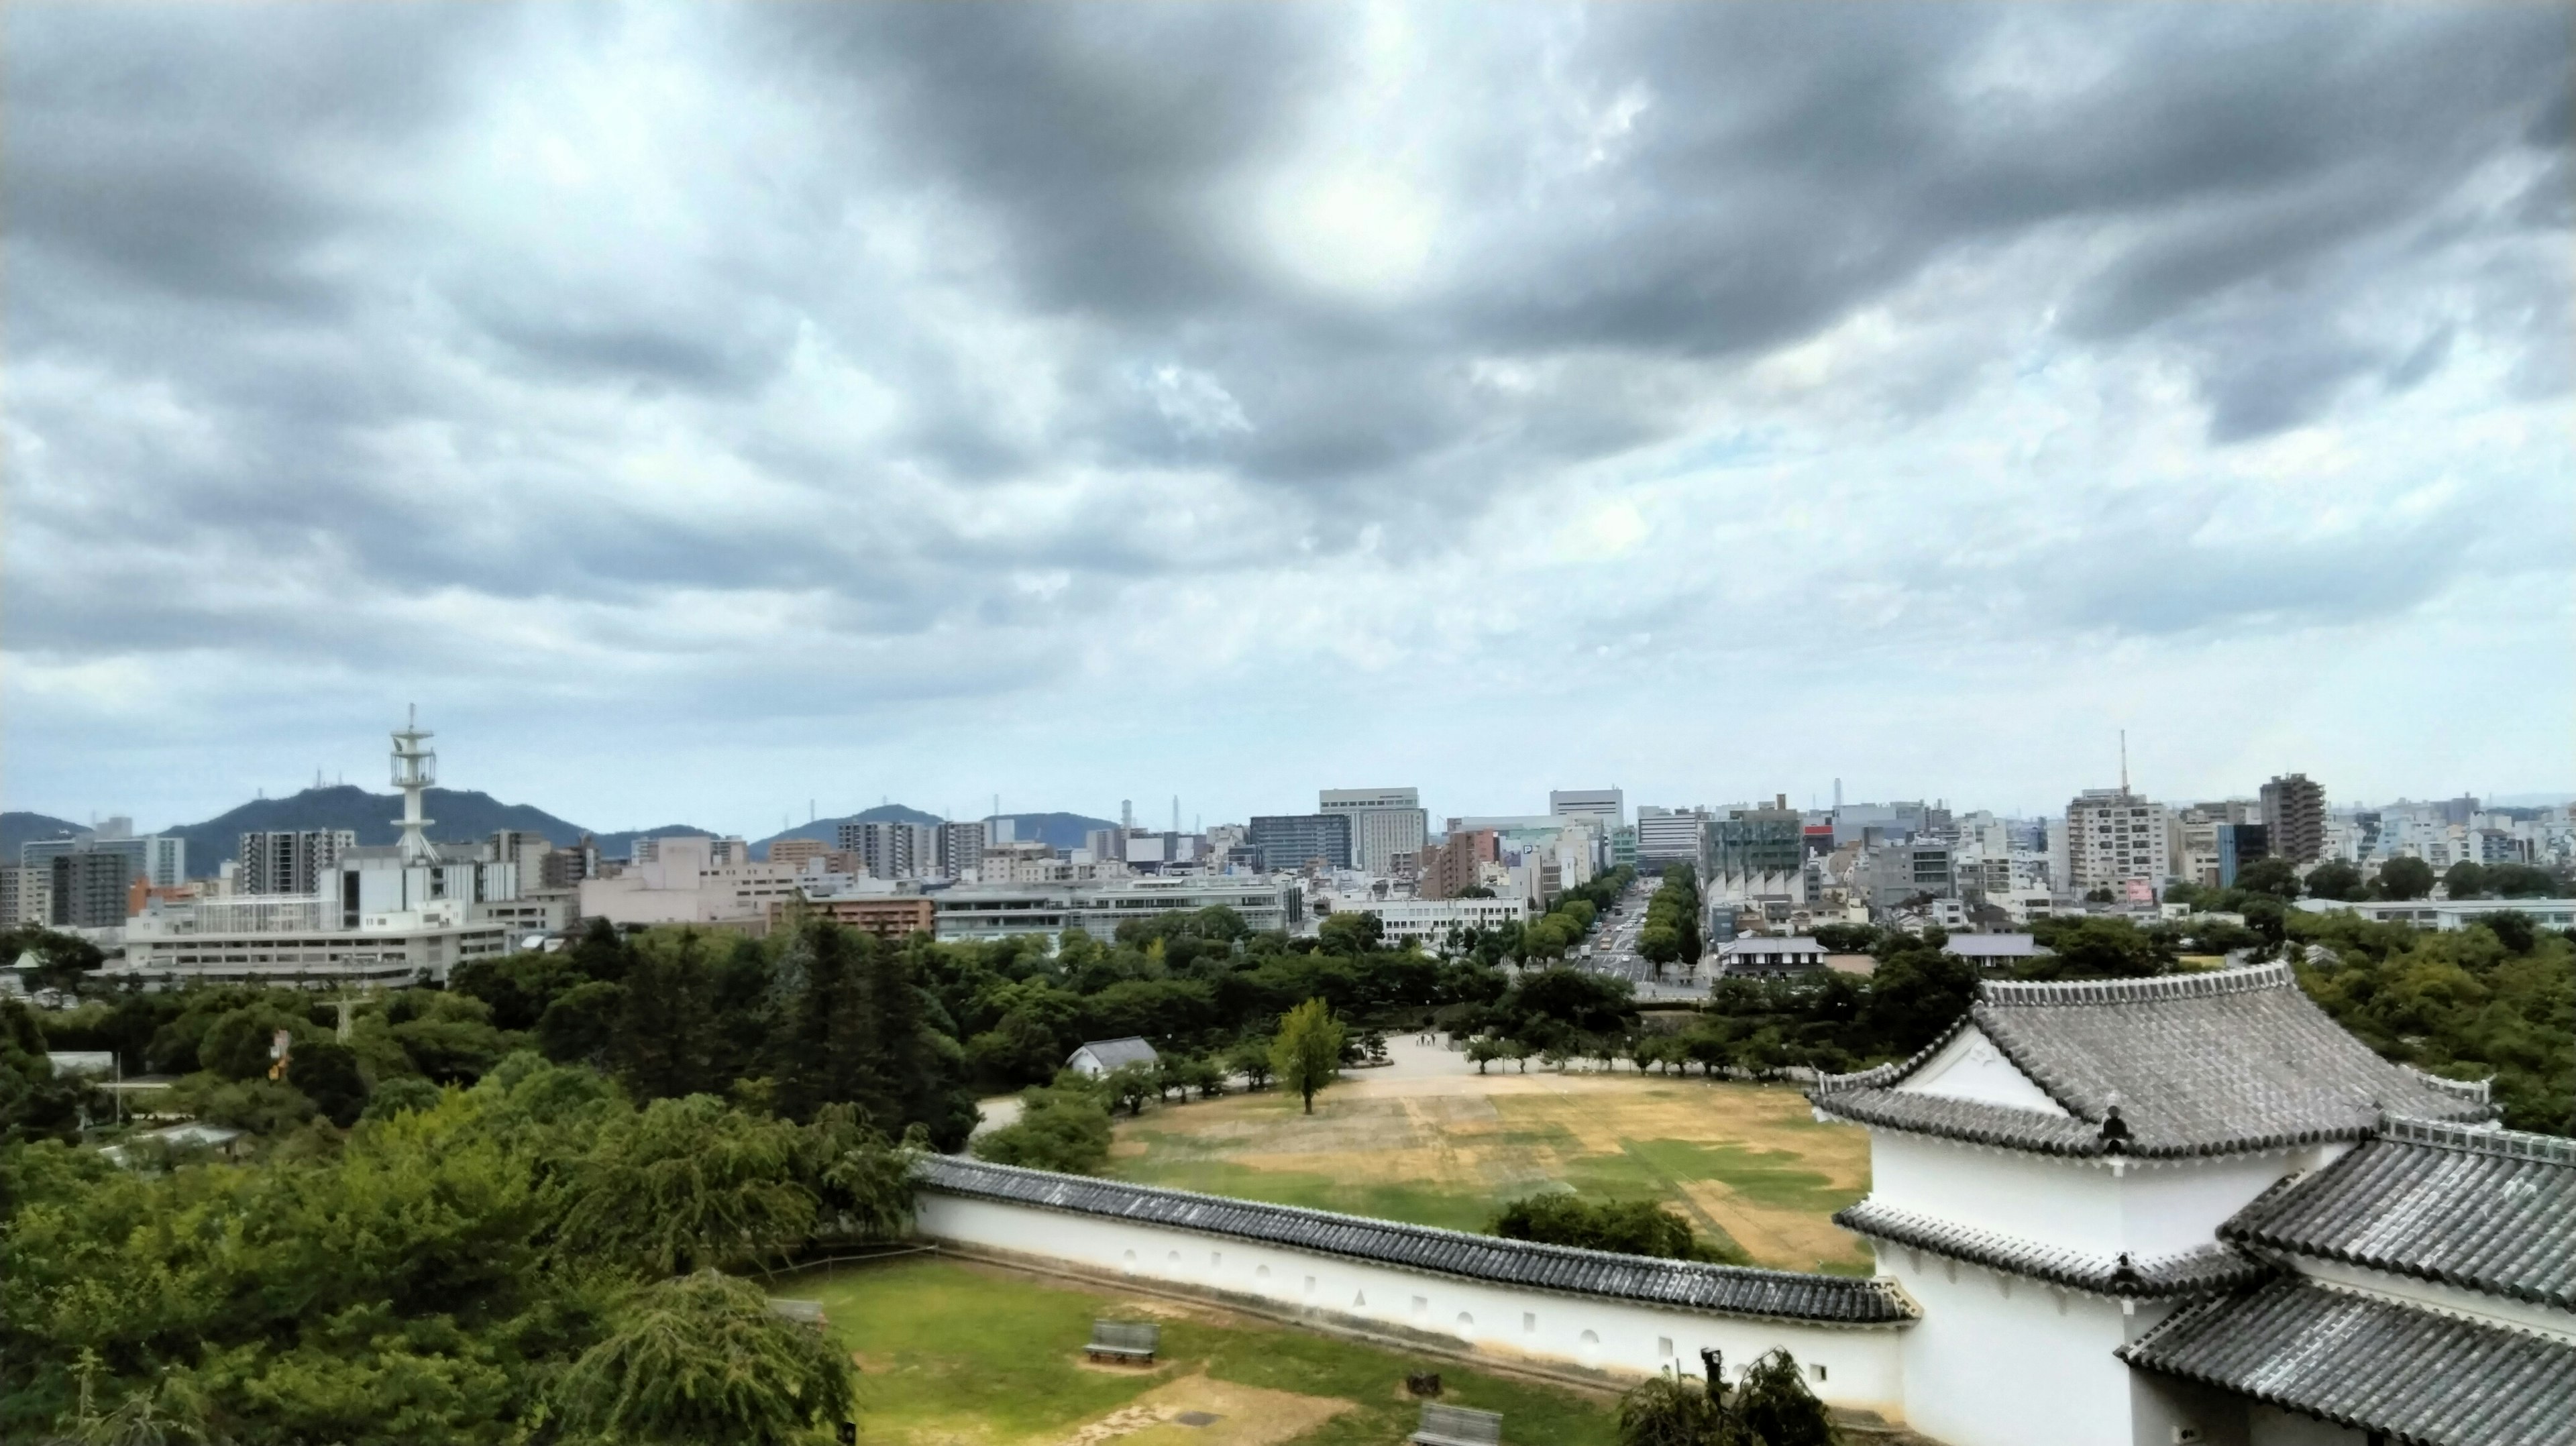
3;0;2567;702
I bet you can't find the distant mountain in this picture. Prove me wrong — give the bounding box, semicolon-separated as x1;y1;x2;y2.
160;785;598;873
751;805;944;859
993;811;1120;851
589;824;727;860
2;811;87;862
747;807;1119;858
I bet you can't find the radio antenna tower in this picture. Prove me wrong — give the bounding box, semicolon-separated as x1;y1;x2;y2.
391;705;438;863
2119;730;2130;793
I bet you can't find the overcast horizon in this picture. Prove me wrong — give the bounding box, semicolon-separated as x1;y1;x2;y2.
6;2;2569;837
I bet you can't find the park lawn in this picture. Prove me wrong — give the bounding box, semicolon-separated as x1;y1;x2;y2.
1108;1073;1873;1274
777;1254;1620;1446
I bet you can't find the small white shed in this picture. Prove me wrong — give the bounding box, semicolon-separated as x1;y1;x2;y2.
1066;1037;1159;1078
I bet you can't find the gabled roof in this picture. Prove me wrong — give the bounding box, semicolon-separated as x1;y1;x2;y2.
2119;1278;2576;1446
2224;1116;2576;1309
1070;1037;1159;1068
1835;1198;2269;1298
1811;962;2491;1159
916;1156;1917;1327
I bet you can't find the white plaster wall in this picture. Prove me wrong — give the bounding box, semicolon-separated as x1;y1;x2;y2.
916;1194;1905;1416
2248;1403;2367;1446
1870;1133;2128;1256
1870;1133;2324;1263
1896;1027;2070;1114
1888;1257;2143;1446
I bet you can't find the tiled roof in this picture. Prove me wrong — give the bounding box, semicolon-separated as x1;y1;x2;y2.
916;1156;1918;1327
2225;1117;2576;1309
1835;1198;2269;1298
1811;963;2491;1159
2119;1278;2576;1446
1072;1037;1159;1068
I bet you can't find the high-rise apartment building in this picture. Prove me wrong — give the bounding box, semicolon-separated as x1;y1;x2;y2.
1318;788;1428;875
23;823;184;889
2065;789;2173;894
0;865;46;927
1248;814;1352;872
836;820;938;879
50;851;135;928
2259;773;2327;865
1417;830;1499;899
769;838;830;867
938;821;986;879
239;830;358;895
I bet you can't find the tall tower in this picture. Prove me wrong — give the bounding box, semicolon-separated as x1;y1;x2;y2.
390;706;437;863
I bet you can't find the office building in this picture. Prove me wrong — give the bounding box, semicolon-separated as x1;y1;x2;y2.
580;834;804;929
0;865;44;927
239;830;358;895
2065;788;2173;895
2259;773;2326;865
1248;814;1352;872
1703;801;1807;905
769;838;831;867
1318;788;1428;875
1549;788;1624;829
23;821;185;890
777;894;938;940
935;876;1301;942
2216;824;2271;888
541;840;599;889
1634;806;1709;867
1310;894;1531;949
51;852;135;929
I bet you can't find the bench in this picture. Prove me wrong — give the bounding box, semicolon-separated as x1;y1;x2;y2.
1085;1319;1160;1365
1409;1402;1503;1446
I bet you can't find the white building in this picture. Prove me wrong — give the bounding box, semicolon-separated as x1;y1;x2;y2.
935;876;1300;942
2064;787;2172;896
1319;788;1430;875
2296;895;2576;933
1066;1037;1159;1077
239;829;357;895
578;835;806;928
1309;893;1532;949
1550;787;1625;830
1635;806;1709;869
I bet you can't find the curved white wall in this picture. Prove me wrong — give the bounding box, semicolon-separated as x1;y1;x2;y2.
915;1192;1907;1416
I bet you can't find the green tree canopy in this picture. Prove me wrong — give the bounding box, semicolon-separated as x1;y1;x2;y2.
2376;856;2435;900
1270;997;1345;1115
553;1270;854;1446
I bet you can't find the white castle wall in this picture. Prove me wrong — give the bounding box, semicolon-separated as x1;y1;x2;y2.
915;1192;1908;1418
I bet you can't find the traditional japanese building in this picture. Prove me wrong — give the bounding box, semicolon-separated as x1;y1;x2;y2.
1812;960;2571;1446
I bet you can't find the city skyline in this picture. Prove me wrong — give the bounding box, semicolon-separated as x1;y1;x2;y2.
7;3;2569;835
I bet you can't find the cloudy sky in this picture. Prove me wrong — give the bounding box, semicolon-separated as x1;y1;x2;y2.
6;1;2569;836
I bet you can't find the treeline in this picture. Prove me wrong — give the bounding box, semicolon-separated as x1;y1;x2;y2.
1637;865;1703;969
3;1053;912;1443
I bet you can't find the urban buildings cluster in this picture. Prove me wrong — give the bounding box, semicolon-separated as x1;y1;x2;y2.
6;716;2569;991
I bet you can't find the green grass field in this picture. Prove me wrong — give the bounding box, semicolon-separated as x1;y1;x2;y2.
1106;1074;1873;1274
775;1255;1621;1446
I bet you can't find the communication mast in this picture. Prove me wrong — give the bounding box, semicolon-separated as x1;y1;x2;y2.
391;705;438;863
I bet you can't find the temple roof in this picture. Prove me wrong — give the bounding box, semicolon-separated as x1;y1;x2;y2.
1835;1198;2269;1298
2225;1116;2576;1309
916;1156;1917;1326
2119;1278;2576;1446
1812;962;2492;1158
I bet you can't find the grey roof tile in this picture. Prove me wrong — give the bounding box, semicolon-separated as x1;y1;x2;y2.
916;1156;1917;1326
1812;963;2492;1159
2224;1117;2576;1309
1073;1037;1161;1068
2119;1278;2576;1446
1835;1198;2269;1298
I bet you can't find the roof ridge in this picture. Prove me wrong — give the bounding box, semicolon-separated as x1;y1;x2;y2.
1811;1013;1972;1095
2396;1065;2493;1105
1978;959;2290;1007
2379;1113;2576;1165
916;1154;1907;1297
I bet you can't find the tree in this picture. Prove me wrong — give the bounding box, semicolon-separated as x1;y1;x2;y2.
2377;857;2435;900
2304;860;2368;902
1101;1061;1159;1116
1316;910;1385;954
1466;1036;1507;1074
973;1082;1113;1174
2233;858;2302;899
1270;997;1346;1115
2481;911;2538;956
553;1095;817;1276
555;1270;854;1446
290;1039;369;1127
1616;1371;1737;1446
1492;1194;1739;1262
538;979;623;1064
612;932;719;1101
2443;861;2490;899
1226;1036;1275;1091
1811;923;1878;954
